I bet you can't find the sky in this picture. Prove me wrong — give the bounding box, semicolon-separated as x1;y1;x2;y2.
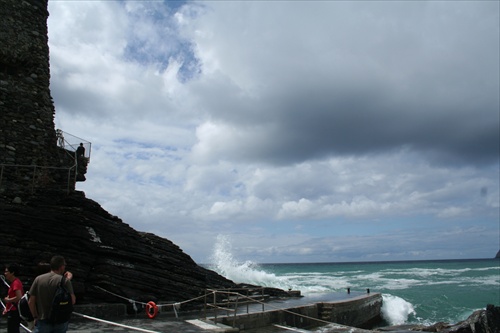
47;0;499;264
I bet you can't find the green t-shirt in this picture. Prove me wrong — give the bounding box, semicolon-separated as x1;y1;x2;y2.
29;272;74;320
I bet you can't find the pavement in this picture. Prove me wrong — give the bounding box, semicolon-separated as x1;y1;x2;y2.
68;316;230;333
0;312;295;333
1;292;363;333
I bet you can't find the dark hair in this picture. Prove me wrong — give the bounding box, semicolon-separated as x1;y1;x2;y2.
6;263;20;276
50;256;66;271
36;262;51;275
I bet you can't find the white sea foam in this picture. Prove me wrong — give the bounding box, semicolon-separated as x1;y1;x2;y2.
208;235;339;293
381;294;416;325
209;235;287;288
207;235;497;326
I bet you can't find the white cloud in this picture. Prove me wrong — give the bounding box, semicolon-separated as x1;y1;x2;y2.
47;0;499;263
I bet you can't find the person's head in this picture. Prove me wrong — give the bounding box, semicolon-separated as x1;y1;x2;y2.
50;256;66;274
36;262;51;276
4;263;19;281
79;143;83;147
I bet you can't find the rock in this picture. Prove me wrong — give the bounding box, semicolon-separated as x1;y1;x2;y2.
0;191;237;310
408;322;452;332
443;304;500;333
378;305;500;333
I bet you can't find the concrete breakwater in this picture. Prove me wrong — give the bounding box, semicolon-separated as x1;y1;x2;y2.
6;296;496;333
216;292;382;331
48;291;382;332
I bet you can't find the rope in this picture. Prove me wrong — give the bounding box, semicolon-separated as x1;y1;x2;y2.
5;279;338;331
94;285;215;318
213;290;339;327
3;278;158;333
1;275;10;288
72;312;161;333
274;324;312;332
94;286;147;308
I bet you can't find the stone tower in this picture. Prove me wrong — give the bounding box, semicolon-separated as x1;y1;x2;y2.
0;0;77;197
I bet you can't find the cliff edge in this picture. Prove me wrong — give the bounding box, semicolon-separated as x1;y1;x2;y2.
0;191;236;308
0;0;239;310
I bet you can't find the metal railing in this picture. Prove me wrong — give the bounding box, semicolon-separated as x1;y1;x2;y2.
204;288;268;325
0;130;91;196
0;163;76;195
57;129;92;161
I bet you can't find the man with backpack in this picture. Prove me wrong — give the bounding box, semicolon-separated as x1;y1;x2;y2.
28;256;76;333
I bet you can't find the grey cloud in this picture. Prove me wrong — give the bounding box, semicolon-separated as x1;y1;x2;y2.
201;81;498;167
47;0;499;264
186;1;499;167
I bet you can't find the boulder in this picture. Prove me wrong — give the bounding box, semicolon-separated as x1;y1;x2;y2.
443;304;500;333
377;304;500;333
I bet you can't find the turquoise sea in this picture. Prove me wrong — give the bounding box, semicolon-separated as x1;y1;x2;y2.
208;255;500;327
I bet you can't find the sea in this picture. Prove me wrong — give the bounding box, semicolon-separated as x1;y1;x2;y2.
207;249;500;327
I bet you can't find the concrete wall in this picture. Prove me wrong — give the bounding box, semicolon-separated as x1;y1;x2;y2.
320;293;383;329
220;304;319;331
73;303;127;320
218;293;383;331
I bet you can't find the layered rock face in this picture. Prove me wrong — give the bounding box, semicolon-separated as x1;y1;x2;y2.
0;191;235;308
0;0;236;310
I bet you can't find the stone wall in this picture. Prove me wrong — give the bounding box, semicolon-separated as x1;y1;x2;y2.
0;0;73;196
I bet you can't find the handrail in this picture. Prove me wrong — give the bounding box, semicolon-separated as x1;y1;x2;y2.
57;129;91;161
70;284;345;331
204;288;341;330
0;163;77;195
204;287;267;326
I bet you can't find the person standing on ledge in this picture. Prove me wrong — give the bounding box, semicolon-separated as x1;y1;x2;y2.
28;256;75;333
76;143;85;158
3;263;24;333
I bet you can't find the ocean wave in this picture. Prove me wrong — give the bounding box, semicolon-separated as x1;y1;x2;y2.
381;294;416;325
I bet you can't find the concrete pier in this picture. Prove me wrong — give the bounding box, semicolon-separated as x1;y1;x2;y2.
1;292;383;332
216;292;383;331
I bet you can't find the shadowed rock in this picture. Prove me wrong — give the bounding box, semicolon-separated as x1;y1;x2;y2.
0;190;236;309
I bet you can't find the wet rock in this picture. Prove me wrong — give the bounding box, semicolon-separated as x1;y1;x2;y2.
444;304;500;333
376;305;500;333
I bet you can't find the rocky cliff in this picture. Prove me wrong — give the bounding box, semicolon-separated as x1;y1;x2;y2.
0;191;236;309
0;0;288;314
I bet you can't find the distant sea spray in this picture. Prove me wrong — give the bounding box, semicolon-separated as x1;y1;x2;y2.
207;234;416;326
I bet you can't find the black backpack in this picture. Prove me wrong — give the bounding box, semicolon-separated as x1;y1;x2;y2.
18;292;34;322
48;276;73;324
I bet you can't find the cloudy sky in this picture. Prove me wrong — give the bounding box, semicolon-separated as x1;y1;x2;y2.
47;0;499;264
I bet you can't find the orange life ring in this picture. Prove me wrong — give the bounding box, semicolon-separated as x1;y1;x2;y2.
145;301;158;319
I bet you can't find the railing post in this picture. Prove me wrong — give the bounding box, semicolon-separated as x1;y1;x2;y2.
31;165;37;194
0;165;4;190
204;290;207;319
261;287;264;312
67;167;72;194
213;291;217;324
233;293;238;328
246;289;249;313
